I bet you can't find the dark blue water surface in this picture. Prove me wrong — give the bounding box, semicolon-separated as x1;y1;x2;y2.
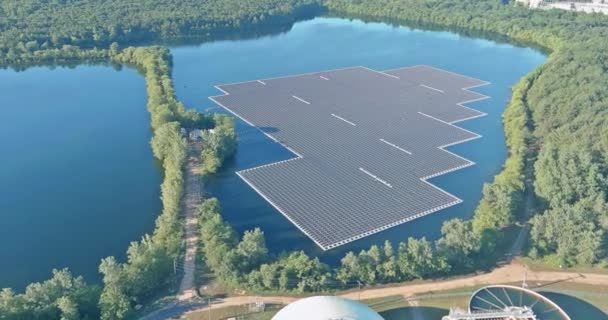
171;17;546;262
0;16;547;291
0;65;161;290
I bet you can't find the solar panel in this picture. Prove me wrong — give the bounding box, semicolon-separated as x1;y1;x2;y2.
209;65;490;250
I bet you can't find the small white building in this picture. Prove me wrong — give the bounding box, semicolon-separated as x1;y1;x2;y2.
516;0;608;14
188;129;204;141
516;0;544;8
548;0;608;14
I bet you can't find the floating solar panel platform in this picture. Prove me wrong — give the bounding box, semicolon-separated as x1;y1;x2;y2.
210;65;490;250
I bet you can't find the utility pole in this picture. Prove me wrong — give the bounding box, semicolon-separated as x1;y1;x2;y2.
173;258;177;276
522;265;528;289
357;280;362;301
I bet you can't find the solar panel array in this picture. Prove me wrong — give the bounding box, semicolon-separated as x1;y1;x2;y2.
210;65;490;250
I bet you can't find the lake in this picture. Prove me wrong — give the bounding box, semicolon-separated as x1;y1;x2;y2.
0;16;546;291
171;17;546;261
0;65;162;290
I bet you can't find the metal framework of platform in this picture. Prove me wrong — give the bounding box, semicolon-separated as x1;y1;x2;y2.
443;307;537;320
209;65;490;250
465;285;571;320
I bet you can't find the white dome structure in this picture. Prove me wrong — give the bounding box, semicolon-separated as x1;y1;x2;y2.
272;296;385;320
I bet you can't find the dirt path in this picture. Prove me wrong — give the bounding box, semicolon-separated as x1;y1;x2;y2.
181;261;608;316
177;142;204;301
508;144;538;258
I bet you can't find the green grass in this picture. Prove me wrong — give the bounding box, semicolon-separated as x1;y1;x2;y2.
416;295;469;310
183;304;282;320
362;295;409;313
520;257;608;275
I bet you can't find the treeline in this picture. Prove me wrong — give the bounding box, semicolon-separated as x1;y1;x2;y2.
472;69;540;240
200;114;238;175
93;47;216;319
0;269;100;319
198;198;332;292
0;0;321;65
324;0;608;267
197;198;493;293
0;46;111;69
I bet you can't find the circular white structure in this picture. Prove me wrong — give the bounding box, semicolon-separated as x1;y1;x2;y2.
272;296;384;320
468;285;571;320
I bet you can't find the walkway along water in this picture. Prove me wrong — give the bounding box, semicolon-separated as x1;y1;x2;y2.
178;141;204;300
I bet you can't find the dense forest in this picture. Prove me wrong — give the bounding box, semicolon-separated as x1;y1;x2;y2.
1;0;608;318
0;0;320;59
0;0;322;66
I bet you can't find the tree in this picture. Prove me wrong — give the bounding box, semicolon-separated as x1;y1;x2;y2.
99;257;131;320
535;145;607;207
473;183;517;234
201;148;221;174
99;286;130;320
109;42;120;55
436;219;481;270
0;289;21;318
378;241;399;282
201;122;238;175
337;252;361;285
274;251;331;292
150;121;185;161
259;263;280;289
57;296;79;320
0;269;99;320
337;247;384;285
237;228;269;271
530;198;605;266
124;235;173;299
398;237;448;279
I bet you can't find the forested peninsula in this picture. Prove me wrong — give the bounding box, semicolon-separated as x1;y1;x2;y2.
1;1;607;319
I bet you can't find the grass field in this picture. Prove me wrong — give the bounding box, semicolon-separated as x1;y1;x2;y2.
520;257;608;275
183;304;282;320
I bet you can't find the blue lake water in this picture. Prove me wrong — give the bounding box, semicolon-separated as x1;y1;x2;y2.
0;65;162;290
0;16;547;291
171;17;546;262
